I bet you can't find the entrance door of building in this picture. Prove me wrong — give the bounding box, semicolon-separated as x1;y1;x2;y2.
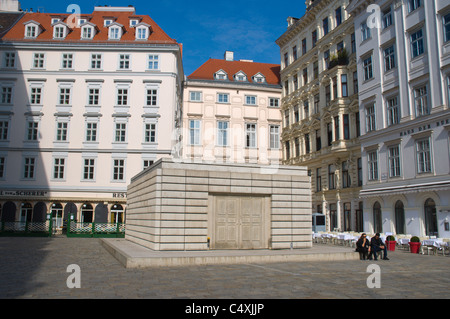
212;195;269;249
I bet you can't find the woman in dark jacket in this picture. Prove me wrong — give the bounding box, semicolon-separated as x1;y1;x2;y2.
356;233;371;260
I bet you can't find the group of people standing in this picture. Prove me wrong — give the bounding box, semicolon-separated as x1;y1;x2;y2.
356;233;389;260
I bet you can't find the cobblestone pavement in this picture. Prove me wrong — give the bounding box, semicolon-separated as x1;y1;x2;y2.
0;237;449;299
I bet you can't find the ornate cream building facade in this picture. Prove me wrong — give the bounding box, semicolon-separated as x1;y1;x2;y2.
277;0;363;232
0;6;183;230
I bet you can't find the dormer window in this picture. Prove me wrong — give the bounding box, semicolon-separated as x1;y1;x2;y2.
234;71;247;82
215;70;228;80
104;19;113;27
24;21;41;39
252;73;266;83
108;23;123;40
78;18;87;26
52;22;69;39
51;18;60;24
130;19;139;27
80;23;97;40
135;23;151;40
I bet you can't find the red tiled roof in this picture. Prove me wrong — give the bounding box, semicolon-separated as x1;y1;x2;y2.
188;59;281;86
1;10;177;44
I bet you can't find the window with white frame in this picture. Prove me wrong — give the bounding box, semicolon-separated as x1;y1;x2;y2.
1;85;12;104
147;55;159;70
81;26;93;39
53;26;66;39
4;52;15;68
30;83;43;105
363;55;373;81
387;96;400;126
118;54;130;69
410;29;424;58
408;0;421;13
365;104;376;132
109;26;121;40
85;122;97;142
32;53;45;69
444;13;450;42
58;86;71;105
61;53;73;69
23;157;36;179
53;157;65;179
189;91;202;102
245;123;257;148
88;86;100;106
83;158;95;180
361;22;371;42
269;98;280;107
189;120;201;145
25;24;38;38
144;123;157;143
414;85;429;116
114;123;127;142
27;121;39;141
90;54;102;69
56;121;68;141
368;150;378;181
0;120;9;140
382;7;393;29
116;87;129;105
215;70;227;80
217;93;229;103
136;27;148;40
146;87;158;106
388;145;401;177
416;138;432;173
245;95;257;105
384;45;395;71
217;121;228;146
112;159;125;181
269;125;280;149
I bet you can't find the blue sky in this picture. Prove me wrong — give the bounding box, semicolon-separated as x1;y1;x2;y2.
18;0;306;75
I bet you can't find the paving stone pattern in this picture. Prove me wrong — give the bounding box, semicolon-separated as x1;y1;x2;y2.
0;237;449;299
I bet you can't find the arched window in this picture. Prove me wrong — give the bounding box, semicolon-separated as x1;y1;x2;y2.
373;201;382;234
81;203;93;223
111;204;124;224
51;203;63;228
424;198;438;237
394;200;405;234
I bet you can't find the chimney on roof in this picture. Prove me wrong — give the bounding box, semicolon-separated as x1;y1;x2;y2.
224;51;234;61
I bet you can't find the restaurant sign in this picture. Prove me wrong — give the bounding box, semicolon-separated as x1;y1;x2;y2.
0;190;48;197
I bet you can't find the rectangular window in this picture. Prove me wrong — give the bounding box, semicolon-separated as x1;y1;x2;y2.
292;46;297;61
302;38;307;55
284;109;290;127
91;54;102;69
341;74;348;97
444;13;450;42
387;96;400;125
312;30;317;47
324;50;330;69
388;145;401;177
246;123;257;148
303;67;308;85
4;52;15;68
368;151;378;181
328;164;335;190
146;88;158;106
361;22;371;42
357;157;363;186
269;125;280;149
269;98;279;107
382;7;392;29
86;123;97;142
83;158;95;180
315;129;321;151
59;87;71;105
0;121;8;140
334;116;340;141
217;93;229;103
351;33;356;53
88;88;100;106
145;123;157;143
365;104;376;132
294;137;300;157
245;95;257;105
316;168;322;192
26;25;37;38
353;71;358;94
115;123;127;142
56;122;68;141
113;159;125;181
323;18;329;36
356;112;361;137
61;53;73;69
27;121;38;141
314;94;320;114
189;91;202;102
313;61;319;80
117;88;128;106
189;120;201;145
303;100;309;119
33;53;45;68
0;157;5;178
53;158;65;179
118;54;130;69
304;134;310;154
217;121;228;146
414;86;429;116
408;0;421;13
30;87;42;104
325;85;331;105
23;157;35;179
54;26;65;38
343;114;350;140
327;122;333;146
294;105;299;123
384;45;396;71
411;29;424;58
363;56;373;81
342;161;350;188
1;86;12;104
416;138;432;173
285;141;290;160
148;55;159;70
335;7;342;26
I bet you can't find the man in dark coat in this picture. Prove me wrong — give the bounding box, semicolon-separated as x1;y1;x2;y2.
356;233;371;260
371;233;389;260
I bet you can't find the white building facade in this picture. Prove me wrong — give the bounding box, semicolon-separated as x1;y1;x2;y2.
0;6;183;229
348;0;450;237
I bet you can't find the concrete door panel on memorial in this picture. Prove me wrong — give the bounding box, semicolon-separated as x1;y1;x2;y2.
213;195;268;249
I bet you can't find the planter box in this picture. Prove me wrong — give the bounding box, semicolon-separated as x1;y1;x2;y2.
386;241;396;251
409;242;421;254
